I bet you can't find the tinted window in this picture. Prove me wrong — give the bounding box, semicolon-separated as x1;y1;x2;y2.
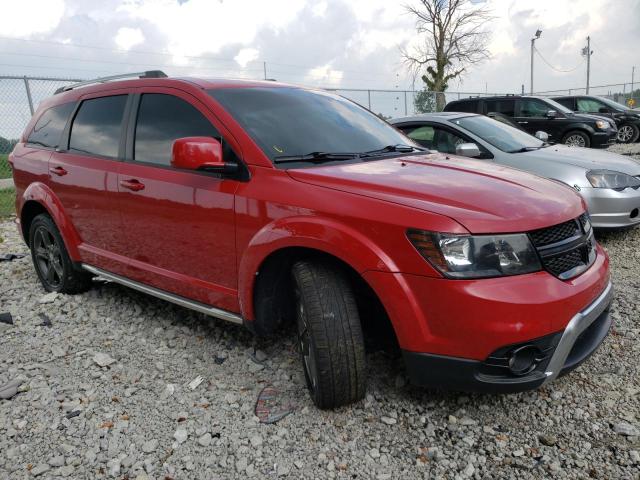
554;98;575;110
208;87;413;164
484;99;515;117
403;125;435;149
135;94;220;166
518;99;550;117
27;102;75;148
431;127;468;154
447;100;477;113
69;95;127;158
577;98;605;113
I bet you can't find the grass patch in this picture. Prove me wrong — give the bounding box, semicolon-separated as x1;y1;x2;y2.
0;154;11;179
0;188;16;217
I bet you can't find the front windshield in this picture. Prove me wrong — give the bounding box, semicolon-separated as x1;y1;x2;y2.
208;87;414;163
543;98;574;114
595;96;631;111
452;115;544;153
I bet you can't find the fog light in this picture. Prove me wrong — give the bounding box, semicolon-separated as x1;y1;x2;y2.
508;345;540;376
630;208;639;219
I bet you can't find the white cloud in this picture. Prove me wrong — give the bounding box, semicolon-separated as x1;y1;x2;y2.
117;0;307;57
115;27;144;50
2;0;65;37
234;48;259;68
305;64;344;86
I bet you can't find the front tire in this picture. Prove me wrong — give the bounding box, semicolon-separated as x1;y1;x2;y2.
29;214;93;294
616;124;640;143
562;130;591;148
291;260;366;409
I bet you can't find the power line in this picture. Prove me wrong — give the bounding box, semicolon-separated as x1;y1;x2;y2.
534;46;585;73
0;35;398;78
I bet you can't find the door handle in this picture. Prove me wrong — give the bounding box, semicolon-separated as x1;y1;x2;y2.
49;166;67;176
120;179;145;191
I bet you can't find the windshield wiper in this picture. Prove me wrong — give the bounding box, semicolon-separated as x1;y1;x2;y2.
273;151;360;164
359;144;424;158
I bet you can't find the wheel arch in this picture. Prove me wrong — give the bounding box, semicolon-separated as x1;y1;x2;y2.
239;217;400;342
19;182;82;260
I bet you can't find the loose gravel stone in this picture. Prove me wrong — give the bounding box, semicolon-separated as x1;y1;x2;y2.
1;162;639;480
92;352;116;367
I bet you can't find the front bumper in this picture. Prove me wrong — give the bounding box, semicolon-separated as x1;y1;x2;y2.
402;281;613;393
591;130;617;148
581;186;640;229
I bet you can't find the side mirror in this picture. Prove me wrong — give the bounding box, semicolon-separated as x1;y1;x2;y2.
598;107;610;114
535;131;549;142
171;137;238;174
455;143;481;158
546;110;558;118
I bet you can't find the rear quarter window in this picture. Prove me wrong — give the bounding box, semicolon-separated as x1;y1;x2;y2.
27;102;75;149
446;100;478;113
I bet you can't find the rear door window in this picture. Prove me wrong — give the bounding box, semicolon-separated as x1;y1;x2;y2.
484;99;515;117
134;93;221;166
69;95;128;158
27;102;75;149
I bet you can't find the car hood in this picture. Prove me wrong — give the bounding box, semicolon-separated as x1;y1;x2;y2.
287;153;584;234
521;145;640;175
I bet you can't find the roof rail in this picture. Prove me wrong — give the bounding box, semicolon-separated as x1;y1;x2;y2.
54;70;167;94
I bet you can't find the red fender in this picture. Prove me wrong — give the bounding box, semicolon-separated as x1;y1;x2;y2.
237;216;399;321
19;182;83;261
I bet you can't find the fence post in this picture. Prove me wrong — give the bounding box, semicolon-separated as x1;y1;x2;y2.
404;91;408;115
367;90;371;109
23;76;34;116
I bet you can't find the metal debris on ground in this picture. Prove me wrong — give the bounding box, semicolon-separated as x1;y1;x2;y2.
0;378;24;400
187;375;204;390
0;312;13;325
37;312;52;327
65;410;81;419
255;384;294;424
0;253;25;262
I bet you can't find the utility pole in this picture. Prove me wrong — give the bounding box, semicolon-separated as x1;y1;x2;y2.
530;29;542;94
263;61;267;80
582;37;592;94
632;66;635;96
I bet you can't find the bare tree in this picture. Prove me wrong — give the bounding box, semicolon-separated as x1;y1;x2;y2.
403;0;492;110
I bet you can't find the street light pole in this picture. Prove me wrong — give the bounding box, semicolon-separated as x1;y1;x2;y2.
530;30;542;94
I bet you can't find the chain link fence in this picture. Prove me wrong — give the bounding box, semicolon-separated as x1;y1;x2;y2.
0;76;82;216
534;82;639;108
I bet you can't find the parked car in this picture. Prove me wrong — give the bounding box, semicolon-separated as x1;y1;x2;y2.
9;72;612;408
391;113;640;229
443;95;617;148
552;95;640;143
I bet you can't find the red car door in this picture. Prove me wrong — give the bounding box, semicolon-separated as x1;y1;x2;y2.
50;91;130;275
116;89;240;312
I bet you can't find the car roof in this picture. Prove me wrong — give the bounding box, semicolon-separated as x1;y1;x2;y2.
390;112;477;123
451;95;548;102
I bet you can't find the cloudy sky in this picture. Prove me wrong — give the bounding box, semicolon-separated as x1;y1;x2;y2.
0;0;639;126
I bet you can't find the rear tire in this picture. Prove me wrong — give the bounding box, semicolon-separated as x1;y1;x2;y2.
562;130;591;148
616;124;640;143
29;214;93;294
291;260;366;409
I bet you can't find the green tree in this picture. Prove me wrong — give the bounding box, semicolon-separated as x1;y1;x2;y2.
403;0;492;110
413;89;436;113
0;136;18;154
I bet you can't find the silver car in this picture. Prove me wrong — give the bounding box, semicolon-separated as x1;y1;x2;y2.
391;113;640;229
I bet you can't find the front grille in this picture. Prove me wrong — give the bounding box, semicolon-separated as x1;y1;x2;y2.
529;214;596;280
529;220;579;247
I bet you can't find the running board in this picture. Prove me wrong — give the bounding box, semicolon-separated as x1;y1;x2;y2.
81;264;243;325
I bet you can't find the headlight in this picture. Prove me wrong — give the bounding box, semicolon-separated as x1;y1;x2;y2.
586;170;640;190
595;120;609;130
407;230;542;279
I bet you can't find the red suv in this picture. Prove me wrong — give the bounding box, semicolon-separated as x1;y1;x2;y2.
9;72;612;409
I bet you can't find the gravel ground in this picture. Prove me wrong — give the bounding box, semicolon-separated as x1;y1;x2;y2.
1;145;639;480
